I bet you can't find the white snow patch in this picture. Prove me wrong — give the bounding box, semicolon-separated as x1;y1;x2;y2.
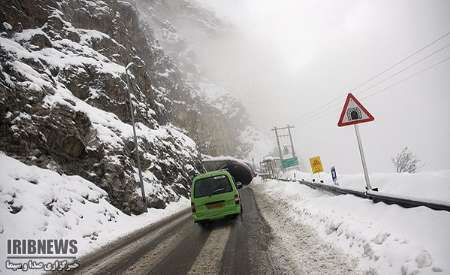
14;28;47;42
2;22;12;30
252;177;450;274
0;154;189;274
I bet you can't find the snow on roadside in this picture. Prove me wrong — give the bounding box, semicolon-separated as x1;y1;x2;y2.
0;153;189;273
281;169;450;204
253;182;359;274
252;177;450;275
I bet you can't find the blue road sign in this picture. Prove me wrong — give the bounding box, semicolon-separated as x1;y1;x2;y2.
331;166;338;185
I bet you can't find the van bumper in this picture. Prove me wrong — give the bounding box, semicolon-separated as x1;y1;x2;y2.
193;205;241;222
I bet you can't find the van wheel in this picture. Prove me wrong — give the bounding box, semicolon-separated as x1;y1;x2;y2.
229;214;239;220
198;221;210;229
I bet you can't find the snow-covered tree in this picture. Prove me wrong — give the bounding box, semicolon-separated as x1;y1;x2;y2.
392;147;421;173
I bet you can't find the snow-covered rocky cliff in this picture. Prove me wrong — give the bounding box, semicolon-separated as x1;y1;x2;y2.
136;0;262;158
0;0;208;215
0;0;263;217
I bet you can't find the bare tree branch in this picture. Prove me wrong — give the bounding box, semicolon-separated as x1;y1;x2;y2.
392;146;421;173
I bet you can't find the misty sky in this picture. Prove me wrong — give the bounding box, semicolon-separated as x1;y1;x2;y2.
194;0;450;173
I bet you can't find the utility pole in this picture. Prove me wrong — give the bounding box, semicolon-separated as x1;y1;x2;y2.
272;125;298;173
272;127;284;173
287;125;296;158
125;63;147;212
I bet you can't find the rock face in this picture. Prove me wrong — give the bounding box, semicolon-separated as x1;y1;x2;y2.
136;0;257;158
0;0;207;214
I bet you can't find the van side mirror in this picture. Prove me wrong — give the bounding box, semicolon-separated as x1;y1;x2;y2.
236;182;243;189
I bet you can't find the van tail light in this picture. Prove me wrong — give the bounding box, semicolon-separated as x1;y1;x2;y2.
191;202;196;213
234;195;240;204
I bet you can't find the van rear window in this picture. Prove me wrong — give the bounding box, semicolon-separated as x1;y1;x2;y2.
194;175;232;198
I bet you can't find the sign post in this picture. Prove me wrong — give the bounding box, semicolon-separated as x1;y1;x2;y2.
338;93;375;191
354;124;372;190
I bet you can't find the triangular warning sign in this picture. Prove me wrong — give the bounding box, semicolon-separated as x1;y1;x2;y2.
338;93;374;127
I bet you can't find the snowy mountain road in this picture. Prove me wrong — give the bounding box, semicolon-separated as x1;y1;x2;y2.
67;188;285;275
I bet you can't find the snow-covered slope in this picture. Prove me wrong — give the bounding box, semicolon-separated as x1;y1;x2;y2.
253;177;450;275
0;153;189;272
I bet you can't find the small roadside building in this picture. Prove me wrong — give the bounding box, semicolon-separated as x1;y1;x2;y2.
260;156;281;179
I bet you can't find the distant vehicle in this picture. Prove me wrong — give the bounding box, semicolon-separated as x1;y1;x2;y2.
191;170;241;226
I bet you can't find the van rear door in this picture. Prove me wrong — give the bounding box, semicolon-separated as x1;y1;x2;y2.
193;175;235;215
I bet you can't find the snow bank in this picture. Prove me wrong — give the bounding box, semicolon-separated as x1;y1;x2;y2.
253;178;450;275
281;169;450;204
0;154;189;273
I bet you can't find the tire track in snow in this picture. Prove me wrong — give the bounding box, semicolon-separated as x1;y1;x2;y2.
72;212;191;275
187;225;232;274
147;224;211;275
253;186;360;275
122;220;193;274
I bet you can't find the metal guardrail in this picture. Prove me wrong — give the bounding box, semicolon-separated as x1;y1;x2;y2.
275;178;450;212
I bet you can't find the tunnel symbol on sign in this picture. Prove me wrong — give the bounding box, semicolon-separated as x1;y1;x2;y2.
338;93;374;127
347;107;362;121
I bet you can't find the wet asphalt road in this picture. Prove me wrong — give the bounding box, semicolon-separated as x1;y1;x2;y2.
71;188;282;275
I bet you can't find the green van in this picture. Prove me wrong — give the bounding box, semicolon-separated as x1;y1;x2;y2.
191;170;241;225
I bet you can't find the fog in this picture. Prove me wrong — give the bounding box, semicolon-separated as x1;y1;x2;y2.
194;0;450;173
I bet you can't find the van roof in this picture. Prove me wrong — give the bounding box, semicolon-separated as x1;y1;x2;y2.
193;170;231;182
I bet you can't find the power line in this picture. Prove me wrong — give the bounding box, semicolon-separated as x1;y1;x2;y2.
295;94;343;121
295;31;450;122
361;55;450;100
298;54;450;128
357;42;450;96
350;31;450;92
